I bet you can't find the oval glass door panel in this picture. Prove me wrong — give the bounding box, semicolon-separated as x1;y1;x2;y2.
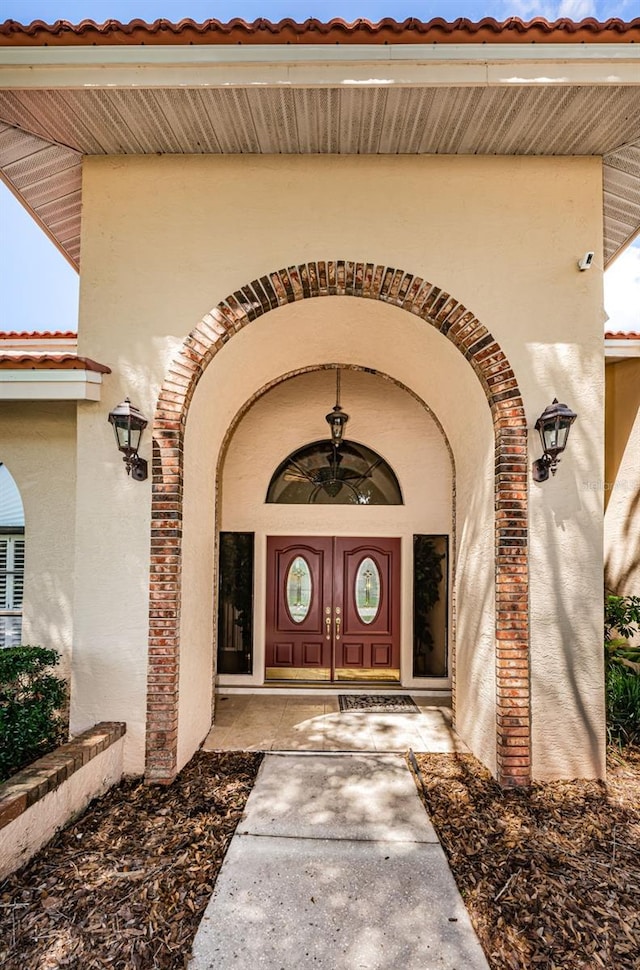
355;557;381;624
286;556;312;623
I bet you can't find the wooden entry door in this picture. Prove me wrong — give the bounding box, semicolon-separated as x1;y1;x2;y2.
266;536;400;682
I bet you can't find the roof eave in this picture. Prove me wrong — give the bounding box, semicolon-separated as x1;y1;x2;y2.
1;16;639;47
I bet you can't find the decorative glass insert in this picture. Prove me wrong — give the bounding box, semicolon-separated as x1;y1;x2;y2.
355;557;380;624
286;556;312;623
413;535;448;678
217;532;254;675
266;440;402;506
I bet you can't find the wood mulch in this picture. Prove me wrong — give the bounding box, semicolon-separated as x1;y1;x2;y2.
2;746;639;969
412;747;640;970
0;751;262;970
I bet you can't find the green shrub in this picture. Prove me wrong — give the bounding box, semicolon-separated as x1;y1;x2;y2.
606;664;640;747
604;594;640;747
604;593;640;643
605;594;640;673
0;646;67;783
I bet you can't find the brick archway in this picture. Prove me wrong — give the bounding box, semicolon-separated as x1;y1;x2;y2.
146;262;529;786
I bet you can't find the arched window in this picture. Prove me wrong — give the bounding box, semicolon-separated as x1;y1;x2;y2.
266;440;403;506
0;464;25;648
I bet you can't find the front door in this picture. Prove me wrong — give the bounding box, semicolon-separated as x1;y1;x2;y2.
266;536;400;681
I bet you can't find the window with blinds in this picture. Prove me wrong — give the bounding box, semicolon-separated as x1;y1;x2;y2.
0;534;25;649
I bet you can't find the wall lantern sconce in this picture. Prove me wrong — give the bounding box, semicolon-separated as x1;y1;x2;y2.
325;370;349;449
107;398;148;481
532;398;577;483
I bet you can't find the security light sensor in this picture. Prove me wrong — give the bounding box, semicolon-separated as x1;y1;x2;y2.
578;252;595;271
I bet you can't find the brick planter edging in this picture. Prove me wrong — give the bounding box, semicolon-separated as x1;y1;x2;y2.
0;722;126;830
146;260;530;788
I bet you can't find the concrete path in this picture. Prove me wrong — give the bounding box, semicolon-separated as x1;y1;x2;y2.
189;752;489;970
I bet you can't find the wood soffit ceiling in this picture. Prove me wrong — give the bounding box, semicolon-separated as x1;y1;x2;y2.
0;17;639;271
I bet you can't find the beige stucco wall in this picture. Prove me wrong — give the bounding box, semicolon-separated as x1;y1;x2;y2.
605;359;640;494
0;401;76;683
75;152;606;779
70;393;150;774
605;359;640;596
176;385;217;770
0;736;124;880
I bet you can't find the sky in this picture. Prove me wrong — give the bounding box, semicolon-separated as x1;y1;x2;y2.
0;0;639;333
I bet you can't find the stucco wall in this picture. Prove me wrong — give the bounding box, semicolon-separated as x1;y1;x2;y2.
0;401;76;681
605;359;640;597
76;153;605;779
176;390;216;770
0;732;125;880
70;397;150;775
605;358;640;500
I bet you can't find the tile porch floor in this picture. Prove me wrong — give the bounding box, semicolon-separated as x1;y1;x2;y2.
202;694;469;753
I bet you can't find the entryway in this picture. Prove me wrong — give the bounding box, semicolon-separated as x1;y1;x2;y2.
265;536;400;682
203;694;465;753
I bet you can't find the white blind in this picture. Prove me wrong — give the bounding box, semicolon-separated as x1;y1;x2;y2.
0;535;25;647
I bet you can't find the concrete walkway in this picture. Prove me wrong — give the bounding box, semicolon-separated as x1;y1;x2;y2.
189;752;489;969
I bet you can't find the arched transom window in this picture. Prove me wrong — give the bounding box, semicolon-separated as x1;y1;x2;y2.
266;440;403;506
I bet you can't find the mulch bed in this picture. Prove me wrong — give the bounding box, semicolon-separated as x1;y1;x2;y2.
412;747;640;970
0;751;262;970
2;746;639;969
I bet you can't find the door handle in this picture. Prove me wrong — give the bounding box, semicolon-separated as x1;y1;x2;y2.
325;607;331;641
335;607;341;641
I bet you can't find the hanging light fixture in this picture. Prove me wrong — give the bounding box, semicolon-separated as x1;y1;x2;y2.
532;398;578;483
107;397;148;481
266;372;397;504
325;369;349;448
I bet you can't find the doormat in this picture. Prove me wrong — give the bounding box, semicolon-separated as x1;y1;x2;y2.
338;695;420;713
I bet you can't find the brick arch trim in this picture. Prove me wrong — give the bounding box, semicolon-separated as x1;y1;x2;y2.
147;261;529;787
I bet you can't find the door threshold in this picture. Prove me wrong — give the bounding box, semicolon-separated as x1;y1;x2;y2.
264;679;400;694
264;668;400;685
216;684;452;700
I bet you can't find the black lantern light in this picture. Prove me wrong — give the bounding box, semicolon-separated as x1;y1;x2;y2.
532;398;577;483
107;398;148;481
325;370;349;448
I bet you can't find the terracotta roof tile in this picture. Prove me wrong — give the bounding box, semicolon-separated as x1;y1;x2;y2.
0;331;77;339
1;17;638;47
605;330;640;339
0;354;111;373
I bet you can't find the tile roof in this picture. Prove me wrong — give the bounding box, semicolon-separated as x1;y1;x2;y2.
1;16;639;273
1;16;638;47
0;354;111;373
605;331;640;339
0;331;77;339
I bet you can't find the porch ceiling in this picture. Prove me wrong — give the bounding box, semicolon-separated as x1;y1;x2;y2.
1;20;639;271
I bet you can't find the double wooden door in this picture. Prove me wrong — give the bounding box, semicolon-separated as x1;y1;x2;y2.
266;536;400;682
